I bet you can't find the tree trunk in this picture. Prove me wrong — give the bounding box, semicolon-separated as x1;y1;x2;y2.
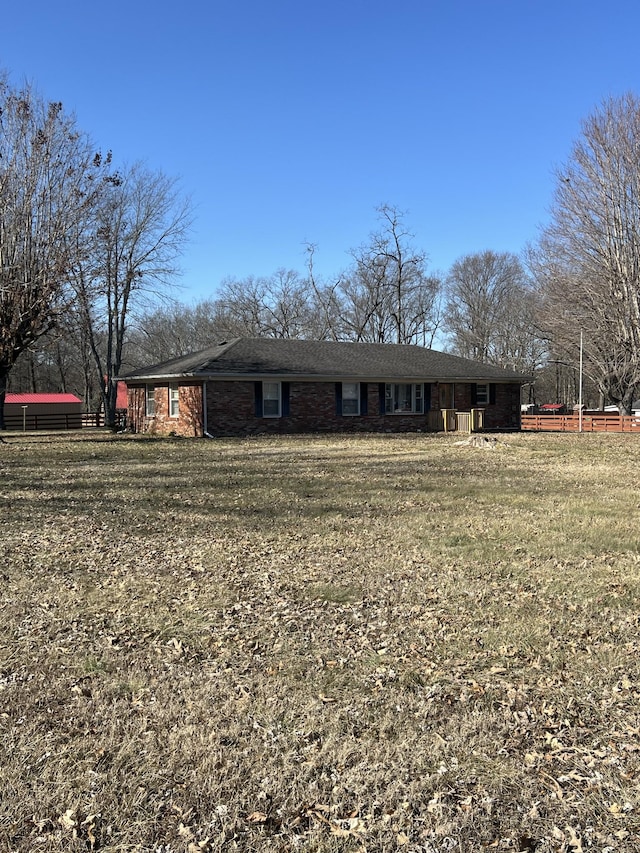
0;366;8;430
104;379;118;429
620;385;637;416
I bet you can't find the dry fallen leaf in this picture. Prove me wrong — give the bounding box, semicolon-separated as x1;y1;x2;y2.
330;817;366;837
247;811;268;823
565;825;583;852
178;822;194;839
58;809;77;831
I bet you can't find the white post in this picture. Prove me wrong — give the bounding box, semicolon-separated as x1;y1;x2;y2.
22;405;28;432
579;331;583;433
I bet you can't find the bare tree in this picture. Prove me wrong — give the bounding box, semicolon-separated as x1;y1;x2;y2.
214;208;443;348
214;269;318;339
124;299;228;367
444;250;543;374
533;93;640;414
11;316;101;409
71;162;192;426
303;243;346;341
336;205;441;345
0;76;107;428
121;207;441;365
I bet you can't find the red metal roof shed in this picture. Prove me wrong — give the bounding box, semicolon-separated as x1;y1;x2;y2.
6;393;82;405
4;393;83;430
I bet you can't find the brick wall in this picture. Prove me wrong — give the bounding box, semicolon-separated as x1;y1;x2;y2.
128;386;146;433
204;380;522;436
128;383;204;437
454;382;521;430
453;383;473;411
485;384;522;430
205;380;435;436
205;381;257;435
128;379;523;437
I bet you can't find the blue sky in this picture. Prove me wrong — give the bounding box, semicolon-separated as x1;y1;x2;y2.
4;1;640;302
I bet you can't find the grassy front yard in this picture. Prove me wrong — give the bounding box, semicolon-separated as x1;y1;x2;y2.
1;431;639;851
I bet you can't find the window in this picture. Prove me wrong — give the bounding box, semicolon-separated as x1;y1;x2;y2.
262;382;281;417
342;382;360;415
169;383;180;418
385;383;424;414
255;381;289;417
145;385;156;417
475;384;489;405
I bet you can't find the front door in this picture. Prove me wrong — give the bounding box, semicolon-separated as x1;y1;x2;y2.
439;383;453;409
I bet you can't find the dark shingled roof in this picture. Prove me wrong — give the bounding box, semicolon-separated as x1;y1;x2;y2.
122;338;528;383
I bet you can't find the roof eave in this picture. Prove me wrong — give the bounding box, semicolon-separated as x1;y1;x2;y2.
123;371;528;384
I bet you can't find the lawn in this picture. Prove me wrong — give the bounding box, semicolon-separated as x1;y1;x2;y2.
1;430;639;852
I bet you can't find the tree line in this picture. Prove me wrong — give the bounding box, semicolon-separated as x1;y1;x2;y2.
122;232;540;367
3;72;640;424
0;74;191;428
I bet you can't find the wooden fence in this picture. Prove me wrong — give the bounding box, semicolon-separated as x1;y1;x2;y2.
3;411;84;431
521;413;640;433
2;412;125;431
81;413;105;428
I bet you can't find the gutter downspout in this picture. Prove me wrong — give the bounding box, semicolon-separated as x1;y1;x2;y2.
202;381;214;438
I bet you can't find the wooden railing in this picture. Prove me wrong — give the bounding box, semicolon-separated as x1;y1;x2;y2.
427;409;485;434
522;413;640;433
82;413;127;429
4;412;84;431
81;413;104;428
3;412;125;431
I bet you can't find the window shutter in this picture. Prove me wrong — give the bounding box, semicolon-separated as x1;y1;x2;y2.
378;383;386;415
489;383;497;405
282;382;290;417
335;383;343;416
360;382;368;415
471;384;478;406
424;383;431;412
254;382;263;417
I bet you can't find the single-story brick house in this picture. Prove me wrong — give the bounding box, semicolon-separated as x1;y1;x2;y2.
121;337;528;437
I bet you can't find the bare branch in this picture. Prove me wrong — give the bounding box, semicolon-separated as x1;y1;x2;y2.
0;75;108;427
533;93;640;413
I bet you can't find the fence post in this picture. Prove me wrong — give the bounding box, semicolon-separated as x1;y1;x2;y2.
470;408;484;432
442;408;456;432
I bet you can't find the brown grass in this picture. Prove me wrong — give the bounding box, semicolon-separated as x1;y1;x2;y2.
1;430;639;852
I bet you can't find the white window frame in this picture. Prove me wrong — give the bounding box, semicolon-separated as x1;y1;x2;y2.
342;382;360;416
169;383;180;418
385;383;424;414
145;385;156;418
262;381;281;418
475;383;489;405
